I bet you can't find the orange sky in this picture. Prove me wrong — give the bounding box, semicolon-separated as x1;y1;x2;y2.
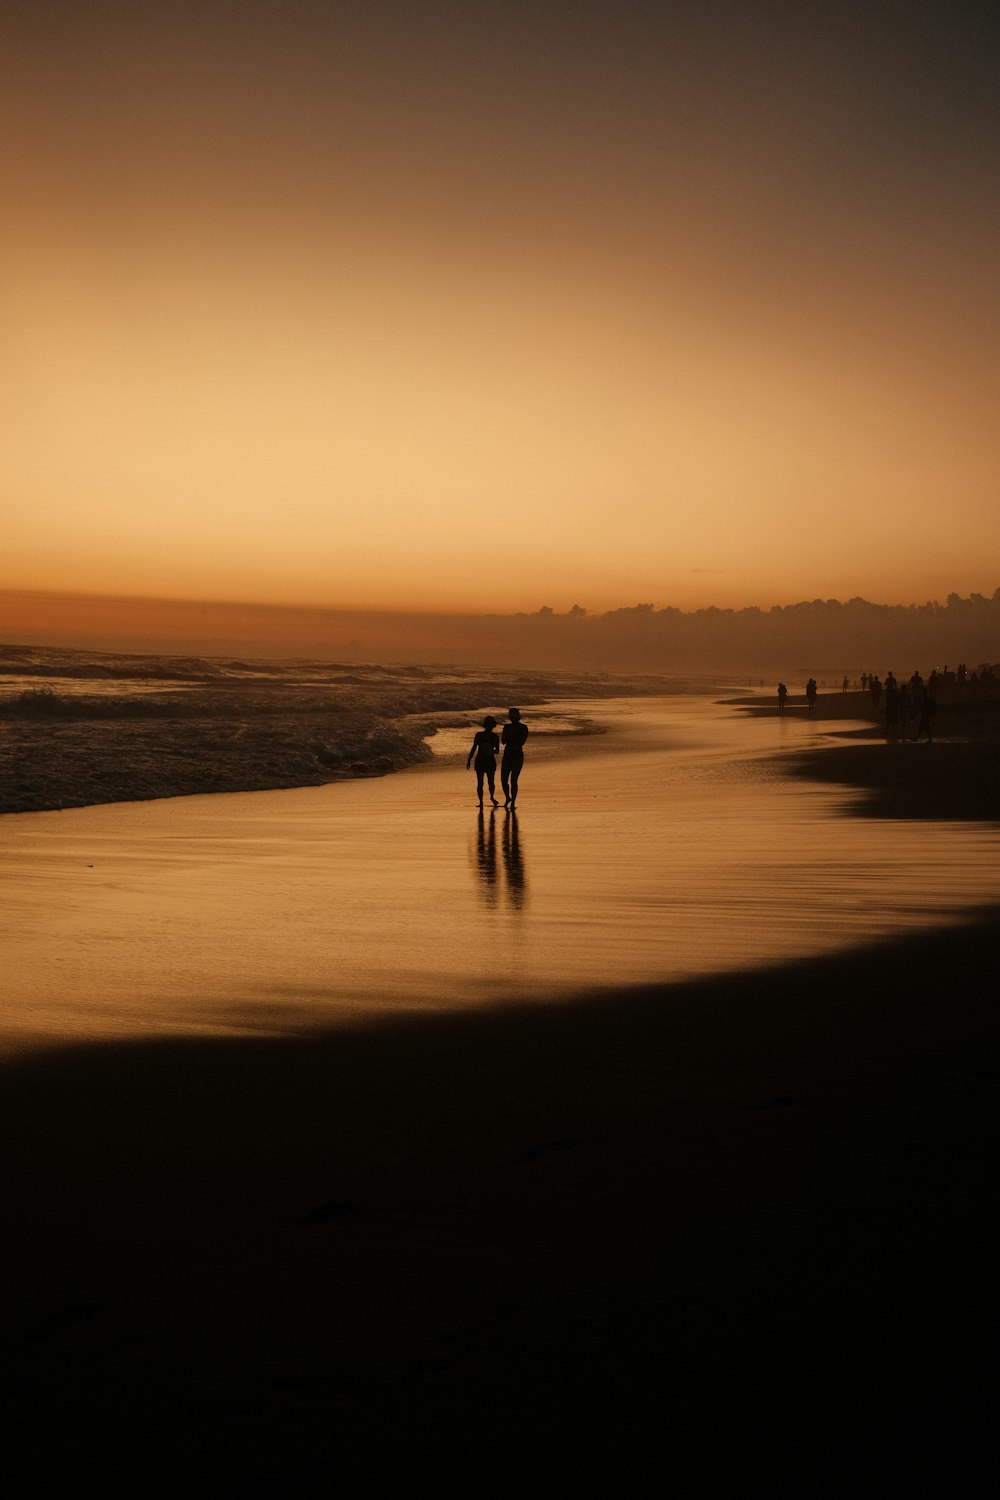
4;2;999;631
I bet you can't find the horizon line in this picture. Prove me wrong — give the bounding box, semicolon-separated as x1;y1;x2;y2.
4;584;999;624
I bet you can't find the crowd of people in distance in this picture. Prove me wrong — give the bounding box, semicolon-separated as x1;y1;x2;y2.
863;670;937;741
778;661;999;744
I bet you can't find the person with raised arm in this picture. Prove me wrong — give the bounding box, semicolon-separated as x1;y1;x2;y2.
467;716;500;807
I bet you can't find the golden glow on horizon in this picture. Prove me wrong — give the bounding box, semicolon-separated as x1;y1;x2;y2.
4;4;999;621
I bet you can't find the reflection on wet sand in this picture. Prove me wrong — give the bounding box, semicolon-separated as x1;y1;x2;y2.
3;695;1000;1050
502;811;526;909
473;809;497;905
473;809;527;911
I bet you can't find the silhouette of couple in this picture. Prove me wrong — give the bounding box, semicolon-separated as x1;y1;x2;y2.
466;708;528;808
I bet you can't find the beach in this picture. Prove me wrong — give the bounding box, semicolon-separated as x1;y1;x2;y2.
9;0;1000;1488
2;688;998;1493
737;684;1000;823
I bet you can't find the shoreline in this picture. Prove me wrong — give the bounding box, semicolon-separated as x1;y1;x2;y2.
6;670;998;824
0;662;689;815
728;687;1000;823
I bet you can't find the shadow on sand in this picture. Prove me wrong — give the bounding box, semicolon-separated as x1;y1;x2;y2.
2;914;998;1495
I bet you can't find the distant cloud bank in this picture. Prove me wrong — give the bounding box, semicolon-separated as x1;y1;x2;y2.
2;588;998;676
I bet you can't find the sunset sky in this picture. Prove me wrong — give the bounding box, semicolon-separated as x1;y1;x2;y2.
4;0;999;637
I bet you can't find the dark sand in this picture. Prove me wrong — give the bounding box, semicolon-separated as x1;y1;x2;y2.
734;686;1000;821
2;694;998;1494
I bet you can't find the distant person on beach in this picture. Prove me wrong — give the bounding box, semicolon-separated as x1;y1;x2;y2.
884;679;900;741
898;680;912;737
467;716;500;807
777;683;787;711
806;678;818;711
501;707;529;807
915;691;936;743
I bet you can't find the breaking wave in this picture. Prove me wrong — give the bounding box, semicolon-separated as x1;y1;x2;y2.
0;643;728;813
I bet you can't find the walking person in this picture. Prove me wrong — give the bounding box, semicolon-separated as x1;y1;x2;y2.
915;690;937;743
884;679;901;741
467;716;500;807
501;707;529;808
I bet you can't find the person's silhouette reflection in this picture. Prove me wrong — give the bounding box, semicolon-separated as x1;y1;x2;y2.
471;808;527;911
501;809;526;909
474;808;498;904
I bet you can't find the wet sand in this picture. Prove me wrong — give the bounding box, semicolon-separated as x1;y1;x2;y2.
5;695;999;1051
733;685;1000;821
1;694;998;1493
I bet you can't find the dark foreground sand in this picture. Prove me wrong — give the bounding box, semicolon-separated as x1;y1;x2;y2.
1;700;998;1495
